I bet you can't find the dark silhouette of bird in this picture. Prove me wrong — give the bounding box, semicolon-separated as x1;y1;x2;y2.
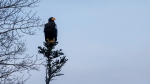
44;17;57;43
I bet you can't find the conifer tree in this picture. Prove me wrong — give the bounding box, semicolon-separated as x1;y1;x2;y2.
38;42;68;84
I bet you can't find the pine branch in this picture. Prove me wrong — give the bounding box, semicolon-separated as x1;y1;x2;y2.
38;42;68;84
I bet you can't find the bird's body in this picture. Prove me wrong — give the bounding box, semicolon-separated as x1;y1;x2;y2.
44;17;57;42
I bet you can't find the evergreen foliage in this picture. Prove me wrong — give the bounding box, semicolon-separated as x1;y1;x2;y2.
38;42;68;84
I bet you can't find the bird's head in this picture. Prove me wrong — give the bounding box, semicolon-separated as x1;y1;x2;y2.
48;17;55;22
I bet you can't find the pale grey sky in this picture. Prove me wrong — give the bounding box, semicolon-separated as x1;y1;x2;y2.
25;0;150;84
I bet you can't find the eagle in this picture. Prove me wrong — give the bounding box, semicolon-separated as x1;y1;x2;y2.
44;17;57;43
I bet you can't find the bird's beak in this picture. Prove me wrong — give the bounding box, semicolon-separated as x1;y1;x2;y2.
52;17;55;20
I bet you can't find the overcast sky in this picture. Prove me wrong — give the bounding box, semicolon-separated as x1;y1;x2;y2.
25;0;150;84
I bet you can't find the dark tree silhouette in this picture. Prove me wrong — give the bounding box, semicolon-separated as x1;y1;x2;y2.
38;42;68;84
0;0;42;84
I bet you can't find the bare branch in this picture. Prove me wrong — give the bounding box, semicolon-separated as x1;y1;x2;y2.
0;0;43;83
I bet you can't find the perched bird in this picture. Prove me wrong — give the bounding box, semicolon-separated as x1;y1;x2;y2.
44;17;57;43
